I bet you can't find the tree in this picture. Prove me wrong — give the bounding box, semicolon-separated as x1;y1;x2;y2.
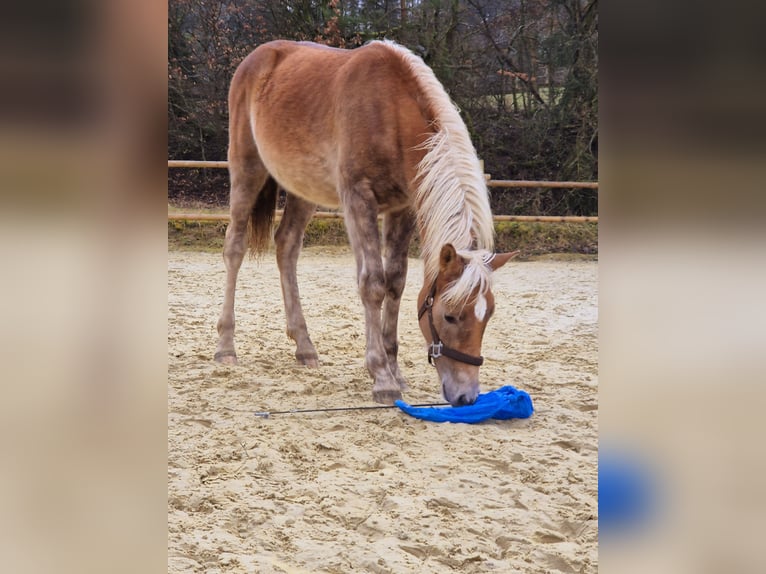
168;0;598;214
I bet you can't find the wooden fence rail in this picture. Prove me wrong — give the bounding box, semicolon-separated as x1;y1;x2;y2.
168;160;229;169
487;180;598;189
168;211;597;224
168;160;598;222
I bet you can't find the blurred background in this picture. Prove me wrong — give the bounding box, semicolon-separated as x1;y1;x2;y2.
600;0;766;571
0;1;167;573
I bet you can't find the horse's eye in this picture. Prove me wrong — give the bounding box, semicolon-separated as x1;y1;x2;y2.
444;314;458;324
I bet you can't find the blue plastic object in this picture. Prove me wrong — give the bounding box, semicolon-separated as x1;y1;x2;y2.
395;385;534;423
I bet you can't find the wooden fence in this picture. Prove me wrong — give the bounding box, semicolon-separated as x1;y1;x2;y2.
168;160;598;223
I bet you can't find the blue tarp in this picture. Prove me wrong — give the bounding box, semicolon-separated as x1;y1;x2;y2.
395;385;534;423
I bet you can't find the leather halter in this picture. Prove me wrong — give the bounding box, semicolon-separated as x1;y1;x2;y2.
417;282;484;367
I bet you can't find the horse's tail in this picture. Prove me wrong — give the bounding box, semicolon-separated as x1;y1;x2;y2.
247;176;279;258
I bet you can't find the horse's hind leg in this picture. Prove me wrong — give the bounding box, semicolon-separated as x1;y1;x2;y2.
274;194;319;367
382;209;416;390
214;158;271;365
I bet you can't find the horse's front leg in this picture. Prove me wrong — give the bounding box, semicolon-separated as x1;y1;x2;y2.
275;194;319;367
382;209;416;391
342;186;402;404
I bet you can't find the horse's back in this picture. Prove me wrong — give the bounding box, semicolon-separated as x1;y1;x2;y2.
234;40;406;90
233;40;420;133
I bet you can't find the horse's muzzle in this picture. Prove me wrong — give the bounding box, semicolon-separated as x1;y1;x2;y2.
442;380;479;407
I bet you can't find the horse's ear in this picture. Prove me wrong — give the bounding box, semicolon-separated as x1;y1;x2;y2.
489;250;520;271
439;244;464;279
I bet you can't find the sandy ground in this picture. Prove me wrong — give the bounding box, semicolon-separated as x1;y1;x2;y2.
168;247;598;573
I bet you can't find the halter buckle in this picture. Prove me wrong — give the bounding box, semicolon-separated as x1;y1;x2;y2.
428;341;443;359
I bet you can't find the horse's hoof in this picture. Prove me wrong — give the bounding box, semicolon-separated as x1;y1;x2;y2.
389;365;409;391
296;352;319;368
214;350;238;365
372;388;403;405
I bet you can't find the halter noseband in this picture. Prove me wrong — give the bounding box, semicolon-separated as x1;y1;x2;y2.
417;282;484;367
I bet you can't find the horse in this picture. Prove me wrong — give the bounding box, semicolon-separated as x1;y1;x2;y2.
214;39;518;406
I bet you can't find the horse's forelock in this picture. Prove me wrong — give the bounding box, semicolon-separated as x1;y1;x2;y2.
439;250;495;312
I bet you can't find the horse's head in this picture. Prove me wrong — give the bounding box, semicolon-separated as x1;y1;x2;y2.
417;244;518;406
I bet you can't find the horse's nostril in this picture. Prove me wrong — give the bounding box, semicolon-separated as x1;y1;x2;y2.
456;394;473;406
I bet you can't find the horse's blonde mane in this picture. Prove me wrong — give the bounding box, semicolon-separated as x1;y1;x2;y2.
374;40;495;305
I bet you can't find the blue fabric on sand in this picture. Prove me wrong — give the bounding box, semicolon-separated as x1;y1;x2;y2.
395;385;534;423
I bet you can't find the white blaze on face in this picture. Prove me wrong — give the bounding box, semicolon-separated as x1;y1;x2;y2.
474;294;487;321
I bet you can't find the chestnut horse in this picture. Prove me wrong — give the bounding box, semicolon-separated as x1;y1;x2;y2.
214;40;517;406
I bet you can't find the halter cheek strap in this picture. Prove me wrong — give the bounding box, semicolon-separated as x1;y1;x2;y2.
417;282;484;367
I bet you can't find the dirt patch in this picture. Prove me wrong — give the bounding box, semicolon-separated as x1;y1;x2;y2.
168;247;598;573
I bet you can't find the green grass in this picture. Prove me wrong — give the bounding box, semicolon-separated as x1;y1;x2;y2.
494;221;597;258
168;219;228;253
168;218;597;260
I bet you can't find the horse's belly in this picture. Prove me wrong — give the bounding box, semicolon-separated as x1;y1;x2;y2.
260;150;341;209
280;174;340;208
